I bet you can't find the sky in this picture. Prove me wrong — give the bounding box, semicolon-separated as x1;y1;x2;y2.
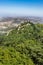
0;0;43;17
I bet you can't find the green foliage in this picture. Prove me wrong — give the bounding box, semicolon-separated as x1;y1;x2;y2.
0;22;43;65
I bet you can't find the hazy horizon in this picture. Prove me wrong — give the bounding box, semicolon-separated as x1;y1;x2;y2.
0;0;43;17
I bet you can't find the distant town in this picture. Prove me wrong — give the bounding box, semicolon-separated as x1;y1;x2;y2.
0;16;43;35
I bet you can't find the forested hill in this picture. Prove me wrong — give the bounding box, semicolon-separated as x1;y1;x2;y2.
0;22;43;65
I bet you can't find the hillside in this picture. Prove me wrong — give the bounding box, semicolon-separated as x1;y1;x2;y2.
0;16;43;35
0;22;43;65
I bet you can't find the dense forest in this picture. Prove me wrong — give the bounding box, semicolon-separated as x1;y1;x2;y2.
0;22;43;65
